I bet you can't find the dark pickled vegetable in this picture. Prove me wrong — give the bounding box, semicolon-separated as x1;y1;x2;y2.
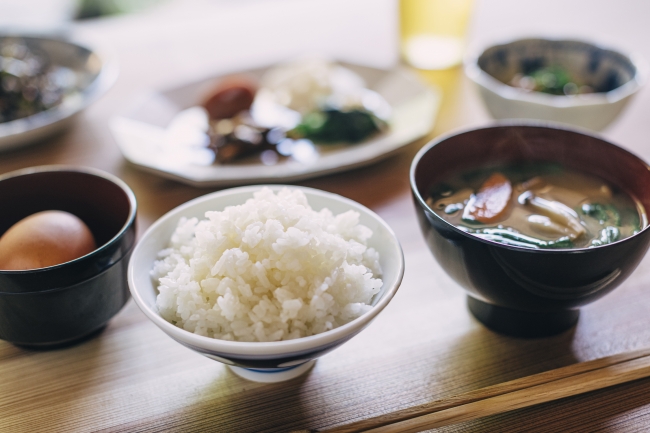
0;39;70;123
208;116;282;163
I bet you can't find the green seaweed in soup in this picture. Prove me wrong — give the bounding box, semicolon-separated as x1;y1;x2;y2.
426;163;645;249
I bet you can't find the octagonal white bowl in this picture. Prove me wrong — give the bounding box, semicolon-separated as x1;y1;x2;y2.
128;185;404;382
466;38;647;131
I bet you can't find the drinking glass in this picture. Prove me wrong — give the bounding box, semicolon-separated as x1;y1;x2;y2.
400;0;474;70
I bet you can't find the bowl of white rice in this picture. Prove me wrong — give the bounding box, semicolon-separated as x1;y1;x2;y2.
128;186;404;382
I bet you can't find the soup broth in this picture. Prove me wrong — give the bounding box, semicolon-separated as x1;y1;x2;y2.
426;163;646;249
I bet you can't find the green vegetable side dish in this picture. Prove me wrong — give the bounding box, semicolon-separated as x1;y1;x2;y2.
510;66;594;96
426;163;646;250
288;108;387;144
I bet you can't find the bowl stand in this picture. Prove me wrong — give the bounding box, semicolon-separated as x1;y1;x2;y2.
229;360;316;383
467;296;580;338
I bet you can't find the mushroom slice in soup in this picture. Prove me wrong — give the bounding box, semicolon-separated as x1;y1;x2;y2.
518;191;586;239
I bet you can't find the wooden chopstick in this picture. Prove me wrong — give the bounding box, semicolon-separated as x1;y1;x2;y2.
319;348;650;433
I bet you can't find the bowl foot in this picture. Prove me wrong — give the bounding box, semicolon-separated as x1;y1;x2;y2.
467;296;579;338
13;324;108;350
229;359;316;383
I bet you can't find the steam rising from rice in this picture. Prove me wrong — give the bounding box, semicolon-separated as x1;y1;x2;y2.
152;187;383;342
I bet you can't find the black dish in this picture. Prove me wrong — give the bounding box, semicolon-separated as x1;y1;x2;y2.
0;166;137;347
411;124;650;337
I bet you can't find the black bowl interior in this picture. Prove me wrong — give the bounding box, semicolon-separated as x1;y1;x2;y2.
0;169;135;293
478;39;637;93
414;125;650;219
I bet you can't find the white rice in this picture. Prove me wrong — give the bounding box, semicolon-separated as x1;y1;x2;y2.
151;187;383;342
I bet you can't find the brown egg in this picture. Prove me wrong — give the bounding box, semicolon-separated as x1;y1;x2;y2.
0;211;97;271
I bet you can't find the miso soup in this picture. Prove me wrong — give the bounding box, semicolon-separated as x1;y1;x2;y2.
426;163;646;249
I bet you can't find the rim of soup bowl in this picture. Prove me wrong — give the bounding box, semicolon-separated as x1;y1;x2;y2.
410;120;650;254
464;37;648;108
0;165;137;276
128;185;405;357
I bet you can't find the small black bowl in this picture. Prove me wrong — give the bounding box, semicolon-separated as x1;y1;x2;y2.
411;124;650;337
0;166;137;347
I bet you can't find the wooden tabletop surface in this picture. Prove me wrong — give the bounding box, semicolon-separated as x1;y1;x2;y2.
2;0;650;431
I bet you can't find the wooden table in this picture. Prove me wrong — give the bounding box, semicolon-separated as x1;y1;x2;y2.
3;0;650;431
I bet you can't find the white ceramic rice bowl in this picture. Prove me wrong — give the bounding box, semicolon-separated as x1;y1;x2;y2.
128;185;404;382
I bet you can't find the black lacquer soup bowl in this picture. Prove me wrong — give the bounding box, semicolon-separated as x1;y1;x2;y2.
411;124;650;337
